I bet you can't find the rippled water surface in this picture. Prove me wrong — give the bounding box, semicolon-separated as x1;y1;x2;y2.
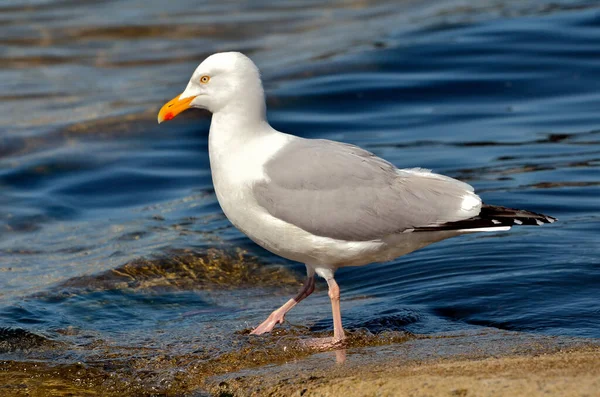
1;0;599;394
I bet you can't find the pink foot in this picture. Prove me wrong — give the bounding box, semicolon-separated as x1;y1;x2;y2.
250;273;316;336
250;308;286;335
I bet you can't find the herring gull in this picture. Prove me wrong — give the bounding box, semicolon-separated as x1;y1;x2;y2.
158;52;556;348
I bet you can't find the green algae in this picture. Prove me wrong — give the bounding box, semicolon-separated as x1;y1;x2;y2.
56;248;301;294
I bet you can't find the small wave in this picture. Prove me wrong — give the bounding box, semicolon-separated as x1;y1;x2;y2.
0;327;58;353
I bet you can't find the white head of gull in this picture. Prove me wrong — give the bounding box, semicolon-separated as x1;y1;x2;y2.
158;52;556;348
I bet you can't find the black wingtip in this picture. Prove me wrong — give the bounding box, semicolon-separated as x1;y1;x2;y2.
481;204;557;226
413;204;557;232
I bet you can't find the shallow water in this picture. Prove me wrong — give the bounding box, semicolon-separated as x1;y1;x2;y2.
1;0;599;394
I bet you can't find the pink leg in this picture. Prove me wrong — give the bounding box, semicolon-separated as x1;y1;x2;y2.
302;276;346;349
251;269;315;335
327;277;345;343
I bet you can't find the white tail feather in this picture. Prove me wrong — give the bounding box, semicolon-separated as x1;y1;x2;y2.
458;226;511;233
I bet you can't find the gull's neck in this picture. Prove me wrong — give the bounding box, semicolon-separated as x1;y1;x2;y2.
208;98;279;164
210;107;272;144
210;83;271;135
211;101;267;133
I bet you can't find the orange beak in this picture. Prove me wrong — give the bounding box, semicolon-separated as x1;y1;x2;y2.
157;94;195;124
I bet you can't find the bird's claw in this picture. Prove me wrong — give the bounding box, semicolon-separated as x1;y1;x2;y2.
250;310;286;335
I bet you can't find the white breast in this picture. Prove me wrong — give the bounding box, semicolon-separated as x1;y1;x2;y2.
208;127;288;235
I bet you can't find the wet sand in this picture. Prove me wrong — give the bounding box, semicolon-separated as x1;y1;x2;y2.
266;347;600;397
208;335;600;397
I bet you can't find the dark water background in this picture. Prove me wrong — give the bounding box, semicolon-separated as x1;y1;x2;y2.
0;0;599;392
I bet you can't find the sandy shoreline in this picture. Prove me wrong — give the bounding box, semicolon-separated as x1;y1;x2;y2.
207;332;600;397
2;330;598;396
290;347;600;397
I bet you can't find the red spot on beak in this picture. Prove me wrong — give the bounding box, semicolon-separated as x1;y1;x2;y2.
164;112;174;121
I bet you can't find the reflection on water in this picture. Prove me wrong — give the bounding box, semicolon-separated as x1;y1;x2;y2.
1;0;600;394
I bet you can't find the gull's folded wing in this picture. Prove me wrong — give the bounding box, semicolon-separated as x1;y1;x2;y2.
253;138;482;241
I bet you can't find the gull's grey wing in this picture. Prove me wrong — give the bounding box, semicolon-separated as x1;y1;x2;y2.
253;138;481;241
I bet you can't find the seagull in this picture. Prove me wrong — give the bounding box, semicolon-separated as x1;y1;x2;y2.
158;52;556;348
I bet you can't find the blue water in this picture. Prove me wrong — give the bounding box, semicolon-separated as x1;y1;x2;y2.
0;0;599;370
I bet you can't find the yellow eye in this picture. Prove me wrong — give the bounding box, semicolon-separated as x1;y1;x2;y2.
200;75;210;84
